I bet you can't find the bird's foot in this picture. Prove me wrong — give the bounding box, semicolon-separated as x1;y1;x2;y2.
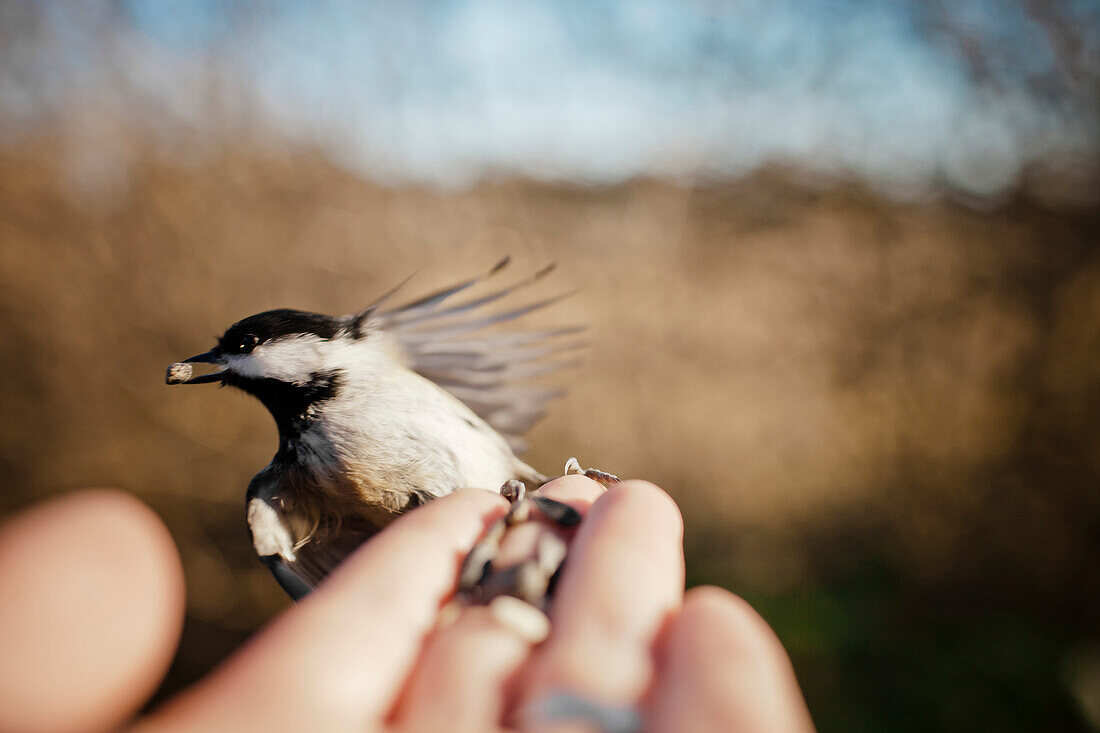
449;464;616;639
563;456;621;487
451;478;581;642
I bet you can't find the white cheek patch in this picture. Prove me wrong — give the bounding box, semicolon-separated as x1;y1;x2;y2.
227;335;327;383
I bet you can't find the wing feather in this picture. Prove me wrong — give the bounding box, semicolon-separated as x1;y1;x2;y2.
284;525;374;591
386;262;556;328
363;259;579;452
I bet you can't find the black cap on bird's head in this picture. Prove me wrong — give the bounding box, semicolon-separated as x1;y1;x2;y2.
219;310;345;351
169;309;347;384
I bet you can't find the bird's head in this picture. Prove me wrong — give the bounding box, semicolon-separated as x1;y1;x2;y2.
168;309;363;426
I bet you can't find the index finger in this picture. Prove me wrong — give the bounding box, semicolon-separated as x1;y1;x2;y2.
144;488;508;731
516;481;685;722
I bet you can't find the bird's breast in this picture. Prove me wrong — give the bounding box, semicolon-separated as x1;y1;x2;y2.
299;373;522;522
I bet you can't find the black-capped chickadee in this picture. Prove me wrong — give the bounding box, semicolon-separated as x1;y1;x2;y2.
167;258;616;609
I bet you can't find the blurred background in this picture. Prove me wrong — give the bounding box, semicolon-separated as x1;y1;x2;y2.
1;1;1098;730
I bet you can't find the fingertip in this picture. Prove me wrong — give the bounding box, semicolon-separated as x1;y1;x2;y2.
684;585;768;631
535;474;605;508
675;585;806;700
595;480;684;540
0;489;185;733
0;488;185;612
649;586;816;732
683;584;744;615
680;586;786;664
3;488;174;547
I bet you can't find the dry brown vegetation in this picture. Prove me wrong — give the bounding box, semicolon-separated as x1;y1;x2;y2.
1;133;1097;729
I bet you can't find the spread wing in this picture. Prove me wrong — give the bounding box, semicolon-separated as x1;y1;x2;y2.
355;257;583;453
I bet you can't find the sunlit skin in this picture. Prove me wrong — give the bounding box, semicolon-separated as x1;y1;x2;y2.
0;477;815;732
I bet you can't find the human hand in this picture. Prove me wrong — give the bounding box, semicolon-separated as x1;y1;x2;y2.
0;479;815;732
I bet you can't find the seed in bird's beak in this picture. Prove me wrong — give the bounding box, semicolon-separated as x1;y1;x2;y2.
166;362;194;384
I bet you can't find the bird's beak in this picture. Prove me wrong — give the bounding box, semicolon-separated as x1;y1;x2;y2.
166;351;228;385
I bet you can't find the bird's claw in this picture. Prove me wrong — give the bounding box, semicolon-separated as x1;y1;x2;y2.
450;493;561;642
455;459;620;630
499;478;526;502
564;456;621;487
456;477;581;611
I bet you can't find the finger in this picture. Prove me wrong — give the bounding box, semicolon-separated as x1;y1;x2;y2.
145;488;509;731
0;490;184;733
396;607;528;733
535;474;608;509
647;586;815;733
517;481;685;722
396;476;605;732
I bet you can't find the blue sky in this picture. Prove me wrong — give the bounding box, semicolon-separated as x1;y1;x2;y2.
3;0;1096;198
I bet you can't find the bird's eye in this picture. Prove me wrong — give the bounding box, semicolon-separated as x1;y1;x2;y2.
238;334;260;353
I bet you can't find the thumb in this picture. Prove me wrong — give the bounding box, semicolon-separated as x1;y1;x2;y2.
0;489;185;733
